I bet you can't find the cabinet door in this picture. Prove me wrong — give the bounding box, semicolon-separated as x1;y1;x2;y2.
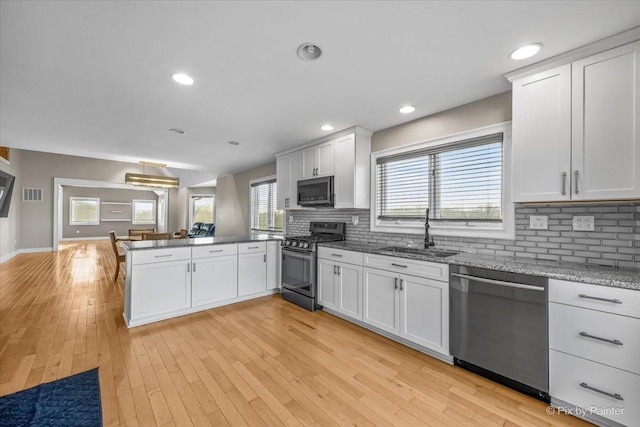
289;151;302;209
318;259;337;310
192;255;237;307
266;241;280;290
512;64;572;202
238;252;266;296
276;155;290;210
337;262;362;321
363;268;400;334
572;41;640;200
316;140;335;177
131;260;191;319
334;134;355;209
399;274;448;354
301;147;316;179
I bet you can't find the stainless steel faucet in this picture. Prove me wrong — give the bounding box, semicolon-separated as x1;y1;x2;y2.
424;208;435;249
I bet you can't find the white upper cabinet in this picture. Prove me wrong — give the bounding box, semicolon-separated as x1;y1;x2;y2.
275;126;372;210
302;140;334;179
511;40;640;202
572;42;640;200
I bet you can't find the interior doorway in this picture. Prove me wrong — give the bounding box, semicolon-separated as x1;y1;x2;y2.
189;194;215;228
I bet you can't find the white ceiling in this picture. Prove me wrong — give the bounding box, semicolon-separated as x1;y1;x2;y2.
2;1;640;182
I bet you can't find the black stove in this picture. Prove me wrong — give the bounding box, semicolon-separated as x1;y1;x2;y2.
280;222;346;311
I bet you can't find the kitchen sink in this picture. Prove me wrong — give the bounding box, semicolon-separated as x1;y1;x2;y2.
378;246;459;258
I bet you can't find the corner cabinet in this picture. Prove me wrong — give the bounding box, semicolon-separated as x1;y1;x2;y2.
275;126;372;209
511;40;640;202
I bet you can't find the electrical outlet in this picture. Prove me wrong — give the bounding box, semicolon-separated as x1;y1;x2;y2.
573;216;595;231
288;215;293;224
529;215;548;230
76;230;80;234
352;215;359;226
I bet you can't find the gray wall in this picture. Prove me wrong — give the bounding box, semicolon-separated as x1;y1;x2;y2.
286;203;640;269
62;186;158;239
0;149;21;260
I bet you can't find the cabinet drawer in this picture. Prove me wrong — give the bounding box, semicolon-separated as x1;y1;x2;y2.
549;279;640;318
192;244;237;259
131;247;191;265
550;350;639;426
238;242;266;254
364;253;448;282
550;302;640;375
318;247;363;265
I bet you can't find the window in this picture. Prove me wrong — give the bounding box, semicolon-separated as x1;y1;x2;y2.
372;123;514;239
250;177;283;233
132;199;156;225
190;195;215;225
70;197;100;225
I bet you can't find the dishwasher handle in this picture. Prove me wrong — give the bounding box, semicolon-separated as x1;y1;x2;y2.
451;272;545;292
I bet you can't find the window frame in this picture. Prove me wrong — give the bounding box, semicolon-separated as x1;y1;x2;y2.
189;194;215;227
132;199;157;225
69;197;100;225
249;175;283;234
370;122;515;240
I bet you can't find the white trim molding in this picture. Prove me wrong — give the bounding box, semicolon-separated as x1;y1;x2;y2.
1;247;54;263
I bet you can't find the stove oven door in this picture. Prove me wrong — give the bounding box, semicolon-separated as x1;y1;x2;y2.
281;248;316;298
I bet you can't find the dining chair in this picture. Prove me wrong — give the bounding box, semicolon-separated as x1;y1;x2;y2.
109;231;126;281
141;232;173;240
179;229;188;238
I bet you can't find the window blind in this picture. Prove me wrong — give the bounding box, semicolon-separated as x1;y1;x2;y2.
377;132;503;222
250;179;283;232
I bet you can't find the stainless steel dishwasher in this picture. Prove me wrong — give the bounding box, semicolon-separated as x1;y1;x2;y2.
450;264;550;402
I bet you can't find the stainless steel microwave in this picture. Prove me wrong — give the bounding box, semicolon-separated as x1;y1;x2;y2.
297;176;334;207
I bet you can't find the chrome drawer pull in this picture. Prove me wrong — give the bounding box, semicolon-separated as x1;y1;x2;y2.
579;382;623;401
209;249;224;253
579;332;623;346
154;254;173;258
331;253;343;257
248;246;260;249
391;263;408;268
578;294;622;304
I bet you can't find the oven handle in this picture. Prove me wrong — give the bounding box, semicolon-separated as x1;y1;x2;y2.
451;273;545;292
282;248;315;260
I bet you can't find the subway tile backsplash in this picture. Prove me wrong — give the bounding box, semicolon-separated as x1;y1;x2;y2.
285;202;640;269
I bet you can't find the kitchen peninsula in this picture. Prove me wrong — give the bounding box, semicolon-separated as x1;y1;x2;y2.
121;234;283;327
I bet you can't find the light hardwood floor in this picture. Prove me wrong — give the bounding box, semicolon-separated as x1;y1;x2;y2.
0;240;591;426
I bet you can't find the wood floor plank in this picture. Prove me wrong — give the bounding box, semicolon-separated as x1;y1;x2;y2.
0;241;592;427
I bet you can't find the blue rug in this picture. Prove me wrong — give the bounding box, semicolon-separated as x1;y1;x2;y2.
0;368;102;427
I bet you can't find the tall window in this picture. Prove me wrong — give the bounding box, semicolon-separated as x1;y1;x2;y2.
132;199;156;225
69;197;100;225
372;124;513;239
250;178;283;233
190;195;215;225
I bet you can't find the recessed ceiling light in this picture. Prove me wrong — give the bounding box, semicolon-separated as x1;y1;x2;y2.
320;124;334;131
509;43;542;60
169;128;185;134
171;73;194;85
227;141;240;146
398;105;416;114
297;43;322;61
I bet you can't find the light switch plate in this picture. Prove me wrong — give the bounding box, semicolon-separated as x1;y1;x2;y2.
288;215;293;224
529;215;548;230
352;215;359;226
573;216;595;231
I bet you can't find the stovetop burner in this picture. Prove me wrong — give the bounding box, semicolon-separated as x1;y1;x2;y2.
282;222;346;251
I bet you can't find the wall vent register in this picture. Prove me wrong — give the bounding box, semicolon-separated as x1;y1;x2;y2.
22;187;43;202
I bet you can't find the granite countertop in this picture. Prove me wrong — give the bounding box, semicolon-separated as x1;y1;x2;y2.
319;241;640;290
121;234;284;251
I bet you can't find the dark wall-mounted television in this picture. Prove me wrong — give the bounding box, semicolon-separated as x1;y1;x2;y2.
0;170;16;218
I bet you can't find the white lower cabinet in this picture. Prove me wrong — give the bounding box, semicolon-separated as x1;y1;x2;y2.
363;267;400;334
131;259;192;320
318;257;363;321
191;255;237;307
238;248;267;297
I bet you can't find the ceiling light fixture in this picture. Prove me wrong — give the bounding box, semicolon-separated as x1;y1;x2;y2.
227;141;240;146
169;128;185;134
398;105;416;114
297;43;322;61
509;43;542;60
171;73;194;85
320;124;334;131
125;161;179;188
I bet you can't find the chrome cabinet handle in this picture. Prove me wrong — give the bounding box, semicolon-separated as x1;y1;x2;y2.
193;262;196;272
451;272;545;292
579;332;623;346
337;266;341;275
394;277;399;290
391;263;408;268
578;294;622;304
574;170;579;195
248;246;259;249
334;265;337;275
561;172;567;195
186;263;190;273
399;278;404;291
331;253;343;258
580;383;623;401
263;254;266;262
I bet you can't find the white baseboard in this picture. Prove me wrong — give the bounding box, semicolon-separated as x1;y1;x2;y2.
0;247;53;263
60;236;110;241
